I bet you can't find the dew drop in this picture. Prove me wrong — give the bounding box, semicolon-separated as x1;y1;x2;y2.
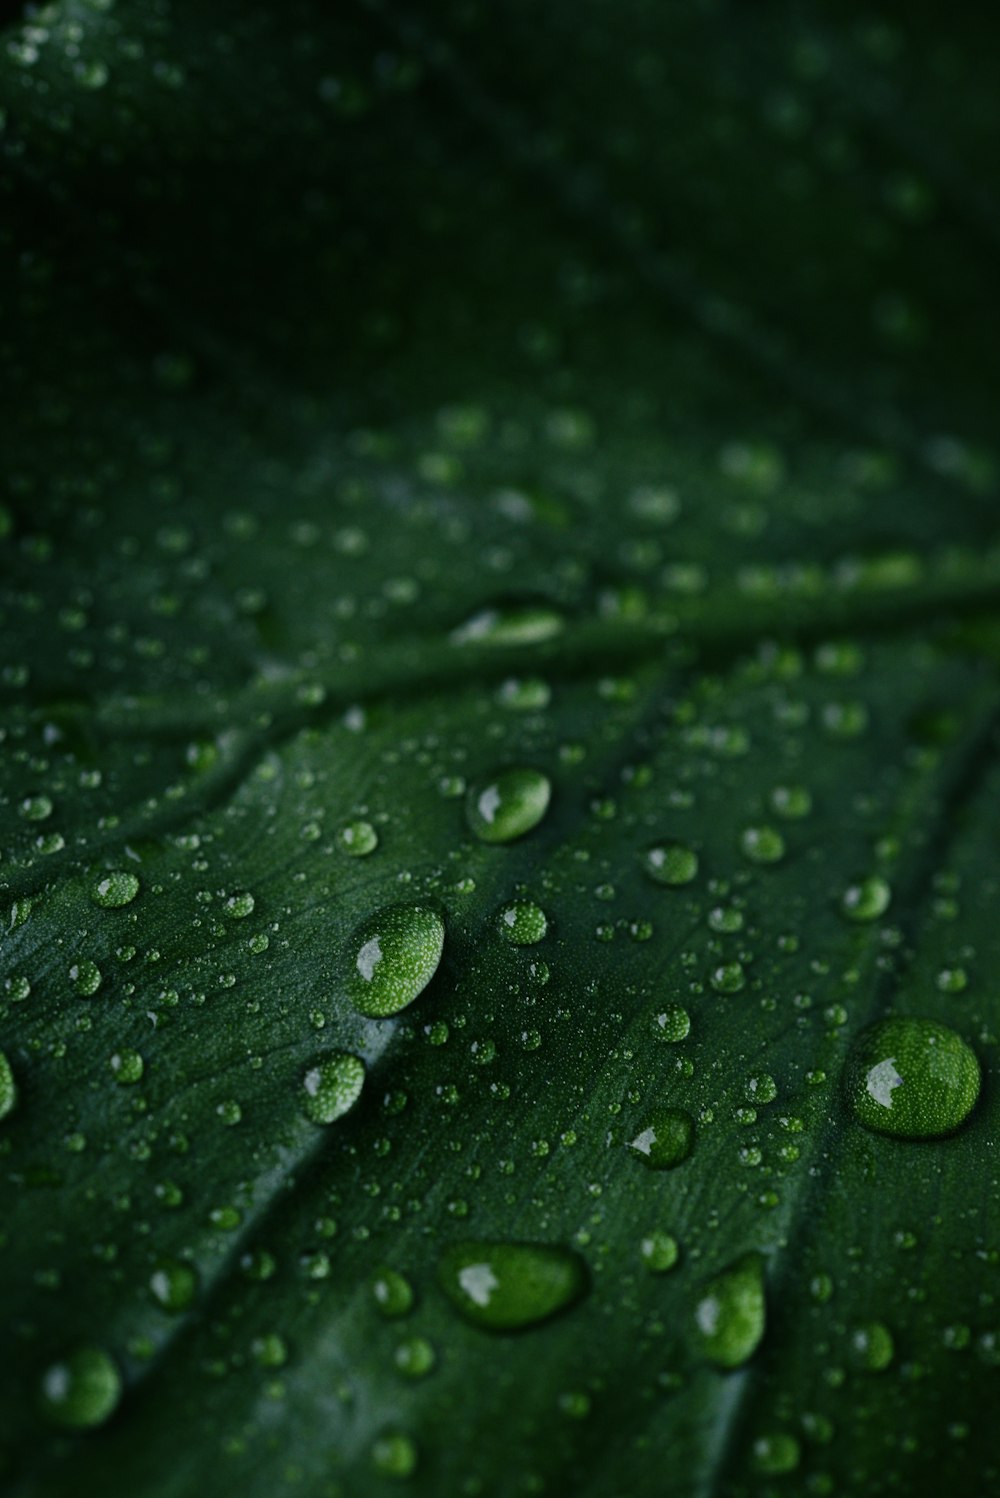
70;960;102;997
0;1051;16;1121
150;1259;198;1313
394;1336;436;1378
371;1267;414;1319
347;904;445;1018
846;1017;980;1138
371;1431;418;1480
40;1348;121;1429
302;1053;365;1124
691;1254;766;1368
653;1005;691;1042
223;891;255;919
641;842;699;887
850;1320;895;1371
438;1240;587;1330
739;826;786;864
465;768;551;844
628;1108;694;1169
640;1232;680;1272
450;604;564;647
110;1050;144;1085
840;875;891;923
337;820;378;857
92;871;140;909
498;900;548;945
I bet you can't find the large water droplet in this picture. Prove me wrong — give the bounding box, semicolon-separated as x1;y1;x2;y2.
438;1240;587;1330
465;768;551;844
347;904;444;1017
846;1017;980;1138
628;1108;694;1169
302;1053;365;1123
40;1348;122;1429
691;1254;766;1368
498;900;548;945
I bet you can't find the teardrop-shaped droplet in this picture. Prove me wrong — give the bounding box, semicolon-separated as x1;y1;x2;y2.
347;904;444;1018
846;1017;980;1138
438;1240;587;1330
302;1052;366;1124
691;1254;766;1368
450;604;564;648
40;1347;122;1429
465;768;551;844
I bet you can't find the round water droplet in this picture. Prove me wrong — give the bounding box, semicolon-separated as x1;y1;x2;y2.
840;875;891;922
691;1254;766;1368
752;1433;801;1475
371;1431;418;1479
640;1232;679;1273
348;904;445;1018
628;1108;694;1169
745;1074;777;1105
498;901;548;945
846;1017;980;1138
302;1053;365;1124
20;794;53;822
70;960;102;997
371;1267;414;1319
0;1051;17;1121
110;1050;144;1085
394;1336;436;1379
740;826;785;864
770;785;812;819
653;1005;691;1042
337;820;378;857
850;1320;895;1371
92;871;140;908
150;1259;198;1313
641;843;699;887
465;768;551;844
40;1348;121;1429
438;1240;587;1330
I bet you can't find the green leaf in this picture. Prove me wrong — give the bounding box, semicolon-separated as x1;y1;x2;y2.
1;2;999;1494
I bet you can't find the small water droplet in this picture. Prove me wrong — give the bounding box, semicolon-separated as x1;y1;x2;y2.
498;901;548;945
628;1108;694;1169
840;875;891;922
0;1051;17;1121
150;1259;198;1313
302;1053;365;1124
641;843;699;886
640;1232;679;1272
371;1267;414;1319
92;871;140;908
438;1240;587;1330
653;1005;691;1042
739;826;786;864
337;820;379;857
223;891;255;919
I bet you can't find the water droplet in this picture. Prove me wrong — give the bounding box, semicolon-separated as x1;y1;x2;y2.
710;961;746;994
70;960;102;997
496;676;551;710
251;1333;288;1368
850;1320;895;1371
337;820;378;857
752;1433;801;1474
840;875;891;922
450;604;564;647
465;768;551;844
740;826;786;864
745;1074;777;1105
438;1240;587;1330
348;904;445;1017
498;901;548;945
654;1005;691;1042
40;1348;121;1429
302;1053;365;1124
20;794;53;822
640;1232;679;1272
110;1050;144;1085
223;891;255;919
641;843;699;886
691;1254;766;1368
394;1336;436;1378
770;785;812;819
371;1431;418;1479
371;1267;414;1318
92;871;140;908
150;1259;198;1313
846;1017;980;1138
0;1051;17;1120
628;1109;694;1169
